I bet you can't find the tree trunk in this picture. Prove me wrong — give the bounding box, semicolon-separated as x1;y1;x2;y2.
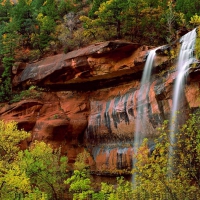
117;20;121;39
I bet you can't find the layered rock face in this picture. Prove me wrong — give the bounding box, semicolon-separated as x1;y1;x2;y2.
1;40;200;174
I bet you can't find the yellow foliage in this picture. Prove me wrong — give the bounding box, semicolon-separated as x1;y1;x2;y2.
190;14;200;26
0;120;30;160
0;121;33;198
74;149;90;171
195;27;200;60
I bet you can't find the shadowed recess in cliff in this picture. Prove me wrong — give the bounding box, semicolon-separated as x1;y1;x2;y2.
37;71;144;91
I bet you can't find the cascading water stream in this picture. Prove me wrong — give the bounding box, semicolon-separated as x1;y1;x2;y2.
168;28;197;174
134;48;158;152
170;29;197;134
132;48;158;185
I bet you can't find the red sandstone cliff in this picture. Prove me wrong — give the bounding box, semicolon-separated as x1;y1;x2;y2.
1;40;200;174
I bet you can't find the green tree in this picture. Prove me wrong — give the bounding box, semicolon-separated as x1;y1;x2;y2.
11;0;36;48
95;0;128;39
137;0;169;44
31;0;45;12
88;0;107;18
164;0;176;43
57;0;75;16
0;29;18;101
18;141;68;200
74;149;90;171
64;150;93;199
32;12;56;53
0;1;17;102
0;0;13;25
124;0;148;42
0;55;14;102
81;0;170;44
65;169;94;200
80;0;131;41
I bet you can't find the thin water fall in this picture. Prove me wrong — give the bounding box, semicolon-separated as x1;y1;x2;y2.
168;28;197;174
134;48;158;152
132;48;158;185
169;28;197;135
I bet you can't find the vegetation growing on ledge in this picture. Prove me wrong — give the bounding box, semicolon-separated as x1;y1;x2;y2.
10;85;43;103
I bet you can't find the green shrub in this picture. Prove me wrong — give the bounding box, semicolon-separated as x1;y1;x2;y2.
10;86;42;103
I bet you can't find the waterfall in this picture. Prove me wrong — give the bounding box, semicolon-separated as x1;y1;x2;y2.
132;48;157;185
134;48;157;152
169;29;197;143
168;28;197;174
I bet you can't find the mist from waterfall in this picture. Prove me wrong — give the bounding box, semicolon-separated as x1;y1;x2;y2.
168;28;197;174
132;48;157;185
